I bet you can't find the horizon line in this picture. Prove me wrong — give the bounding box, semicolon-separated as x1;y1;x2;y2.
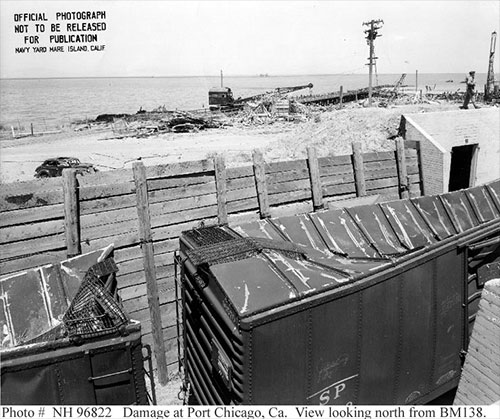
0;71;494;81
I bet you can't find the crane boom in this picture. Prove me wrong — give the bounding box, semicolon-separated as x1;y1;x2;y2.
485;31;497;101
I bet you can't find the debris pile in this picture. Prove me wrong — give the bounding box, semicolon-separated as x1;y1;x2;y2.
233;93;312;126
79;81;470;140
91;108;229;139
374;87;465;107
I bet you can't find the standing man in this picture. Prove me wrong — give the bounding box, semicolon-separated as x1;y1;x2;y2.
461;71;478;109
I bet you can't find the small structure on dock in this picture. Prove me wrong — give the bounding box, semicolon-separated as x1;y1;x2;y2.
400;108;500;195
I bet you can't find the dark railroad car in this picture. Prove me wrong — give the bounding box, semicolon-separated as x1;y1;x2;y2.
178;180;500;405
0;247;153;405
1;323;149;405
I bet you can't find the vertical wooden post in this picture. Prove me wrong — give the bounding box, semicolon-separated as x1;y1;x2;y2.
395;138;409;199
414;140;425;196
62;169;81;257
214;154;228;225
252;149;270;218
339;86;344;108
133;161;168;385
351;142;366;197
307;146;323;210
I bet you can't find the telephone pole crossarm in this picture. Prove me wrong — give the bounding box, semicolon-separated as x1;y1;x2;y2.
362;19;384;106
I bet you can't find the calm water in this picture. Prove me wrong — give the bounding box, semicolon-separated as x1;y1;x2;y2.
0;73;491;131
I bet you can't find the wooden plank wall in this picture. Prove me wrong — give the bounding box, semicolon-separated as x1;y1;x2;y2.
0;139;422;379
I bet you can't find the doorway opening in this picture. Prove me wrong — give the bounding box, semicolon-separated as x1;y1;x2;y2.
448;144;479;191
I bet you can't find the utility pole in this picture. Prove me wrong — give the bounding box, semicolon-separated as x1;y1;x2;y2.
363;19;384;106
485;31;497;102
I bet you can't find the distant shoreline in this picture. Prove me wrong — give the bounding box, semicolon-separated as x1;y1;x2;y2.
1;72;498;82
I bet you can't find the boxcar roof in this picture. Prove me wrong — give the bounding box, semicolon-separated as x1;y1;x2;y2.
187;180;500;318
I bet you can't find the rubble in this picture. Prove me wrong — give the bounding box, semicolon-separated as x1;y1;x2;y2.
86;84;468;140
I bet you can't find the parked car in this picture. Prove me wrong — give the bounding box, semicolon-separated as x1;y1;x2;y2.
34;157;98;178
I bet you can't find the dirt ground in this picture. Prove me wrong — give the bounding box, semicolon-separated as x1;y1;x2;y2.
0;100;468;405
0;102;463;184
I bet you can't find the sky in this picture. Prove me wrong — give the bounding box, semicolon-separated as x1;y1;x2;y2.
0;0;499;78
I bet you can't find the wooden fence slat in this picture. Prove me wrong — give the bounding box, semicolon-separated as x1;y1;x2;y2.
227;197;259;213
366;176;400;190
77;168;133;187
214;155;228;225
148;174;215;192
0;234;66;261
319;163;354;178
0;219;64;244
362;150;396;163
253;150;270;218
62;169;80;257
307;146;323;210
0;177;61;195
152;216;218;243
226;165;254;180
145;159;215;179
321;173;356;187
151;204;219;229
318;154;353;167
364;167;398;181
227;176;255;191
79;182;134;201
269;201;314;219
133;161;168;385
114;244;143;263
267;179;311;195
352;142;366;197
267;168;310;184
150;193;218;218
81;216;138;243
120;275;175;303
0;188;64;212
268;189;312;206
396;138;410;199
227;186;257;203
265;159;308;174
80;194;137;216
364;159;402;172
0;204;64;228
0;250;67;277
80;206;136;230
322;182;357;197
148;182;216;204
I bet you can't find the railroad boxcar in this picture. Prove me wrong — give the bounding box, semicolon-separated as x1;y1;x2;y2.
0;247;154;405
178;180;500;405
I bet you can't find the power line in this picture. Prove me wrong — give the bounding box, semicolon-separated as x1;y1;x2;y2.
363;19;384;105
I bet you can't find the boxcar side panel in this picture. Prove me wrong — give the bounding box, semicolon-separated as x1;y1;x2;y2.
306;293;360;405
248;249;465;405
249;310;309;404
395;260;435;404
357;278;400;404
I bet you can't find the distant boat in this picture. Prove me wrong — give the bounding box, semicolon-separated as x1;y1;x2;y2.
446;79;453;82
259;73;269;77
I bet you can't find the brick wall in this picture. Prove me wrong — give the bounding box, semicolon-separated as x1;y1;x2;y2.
402;108;500;195
403;117;445;195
